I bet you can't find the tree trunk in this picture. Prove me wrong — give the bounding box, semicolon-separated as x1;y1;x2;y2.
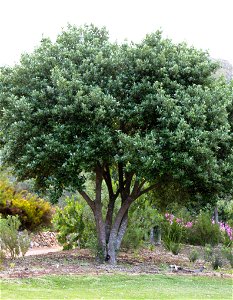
150;226;161;245
154;225;161;245
95;211;107;261
94;165;107;262
105;197;115;243
79;165;156;265
214;206;219;224
150;228;155;244
107;230;117;264
106;198;133;264
115;211;128;251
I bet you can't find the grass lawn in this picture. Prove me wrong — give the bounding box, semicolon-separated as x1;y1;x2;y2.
0;274;232;300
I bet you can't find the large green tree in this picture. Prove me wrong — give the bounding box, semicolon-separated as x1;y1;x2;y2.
0;25;232;264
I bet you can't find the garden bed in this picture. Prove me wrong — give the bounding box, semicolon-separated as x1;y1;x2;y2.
1;244;232;279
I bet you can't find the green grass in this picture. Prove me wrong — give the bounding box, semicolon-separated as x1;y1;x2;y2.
0;274;232;299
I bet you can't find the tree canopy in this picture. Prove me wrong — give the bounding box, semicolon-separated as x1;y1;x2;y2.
0;24;232;263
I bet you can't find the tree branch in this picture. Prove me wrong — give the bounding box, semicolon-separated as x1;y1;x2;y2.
103;165;114;199
118;162;124;196
138;179;146;192
95;164;103;204
79;190;95;211
138;183;157;198
130;178;140;198
105;196;116;243
124;172;134;197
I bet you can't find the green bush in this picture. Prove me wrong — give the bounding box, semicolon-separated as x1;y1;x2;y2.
188;249;199;263
0;179;54;231
204;244;214;262
211;254;223;270
0;215;31;259
162;220;184;255
217;197;233;225
18;230;31;258
186;211;221;246
53;196;95;250
122;226;144;250
221;227;233;248
122;198;163;250
169;241;182;255
222;247;233;268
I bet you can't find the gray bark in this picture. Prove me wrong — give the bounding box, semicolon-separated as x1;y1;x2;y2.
115;211;128;251
214;207;219;224
154;226;161;245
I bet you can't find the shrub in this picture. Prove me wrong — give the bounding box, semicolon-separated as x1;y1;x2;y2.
204;244;214;262
53;196;95;250
186;211;221;246
0;249;6;260
162;219;184;255
169;241;182;255
188;249;199;263
0;215;31;259
222;247;233;268
211;255;223;270
122;198;163;249
122;226;144;250
18;230;31;258
218;222;233;247
217;198;233;225
0;215;20;259
0;179;53;231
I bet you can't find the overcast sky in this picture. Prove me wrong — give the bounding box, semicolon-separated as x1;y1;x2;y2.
0;0;233;66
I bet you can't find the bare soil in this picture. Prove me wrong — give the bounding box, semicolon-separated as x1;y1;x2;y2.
1;245;232;279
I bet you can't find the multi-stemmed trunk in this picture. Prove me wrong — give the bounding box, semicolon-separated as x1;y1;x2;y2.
79;164;156;265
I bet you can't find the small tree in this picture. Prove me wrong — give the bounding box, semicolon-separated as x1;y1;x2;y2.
0;25;232;264
0;216;31;259
0;215;21;259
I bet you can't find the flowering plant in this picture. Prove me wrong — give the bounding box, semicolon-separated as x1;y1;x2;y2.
164;213;193;228
212;220;232;246
164;212;233;246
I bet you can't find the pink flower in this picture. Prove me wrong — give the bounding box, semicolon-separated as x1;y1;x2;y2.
185;221;193;228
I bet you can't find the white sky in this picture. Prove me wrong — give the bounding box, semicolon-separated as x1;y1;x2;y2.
0;0;233;66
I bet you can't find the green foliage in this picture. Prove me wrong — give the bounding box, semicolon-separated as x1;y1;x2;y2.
0;179;53;231
188;249;199;263
204;244;214;262
122;227;142;250
217;197;233;225
0;249;6;261
0;215;31;259
0;24;232;200
53;196;95;250
0;24;232;259
186;212;221;246
222;247;233;268
211;254;223;270
221;228;233;248
122;197;163;249
162;220;183;254
169;242;182;255
18;230;31;258
0;215;20;259
203;244;224;270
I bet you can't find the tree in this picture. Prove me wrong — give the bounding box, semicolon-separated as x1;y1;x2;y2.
0;25;232;264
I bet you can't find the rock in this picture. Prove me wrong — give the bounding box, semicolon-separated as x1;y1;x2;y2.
30;232;59;248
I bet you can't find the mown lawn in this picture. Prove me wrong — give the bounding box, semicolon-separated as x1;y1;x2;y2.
0;274;232;299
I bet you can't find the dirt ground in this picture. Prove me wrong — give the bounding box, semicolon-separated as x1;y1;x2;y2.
1;245;232;279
